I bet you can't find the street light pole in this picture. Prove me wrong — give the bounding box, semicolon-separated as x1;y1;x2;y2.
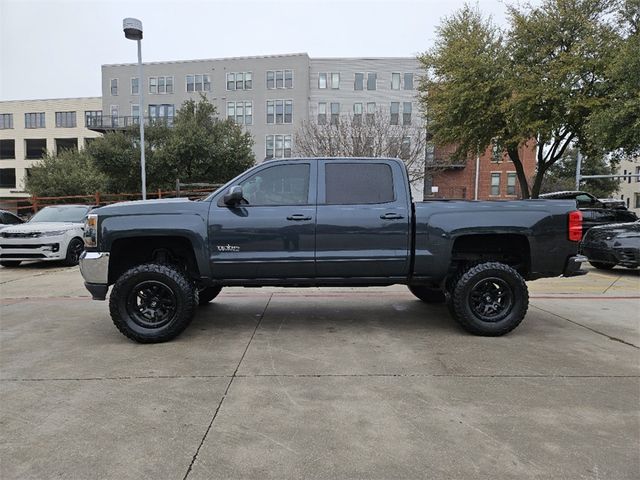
123;18;146;200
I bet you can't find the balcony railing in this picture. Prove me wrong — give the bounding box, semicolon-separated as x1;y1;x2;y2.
85;116;174;131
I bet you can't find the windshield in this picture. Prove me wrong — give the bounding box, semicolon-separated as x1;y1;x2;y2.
29;206;91;223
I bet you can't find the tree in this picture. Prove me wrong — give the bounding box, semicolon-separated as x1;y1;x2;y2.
540;148;620;197
418;0;629;198
25;149;107;197
294;111;427;184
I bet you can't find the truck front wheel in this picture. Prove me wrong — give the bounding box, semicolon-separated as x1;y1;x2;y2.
451;262;528;336
109;263;199;343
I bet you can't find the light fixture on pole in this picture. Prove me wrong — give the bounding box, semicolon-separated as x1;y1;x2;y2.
123;17;147;200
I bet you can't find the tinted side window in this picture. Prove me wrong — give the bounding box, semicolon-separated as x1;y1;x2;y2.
325;163;394;204
2;213;21;224
240;164;310;206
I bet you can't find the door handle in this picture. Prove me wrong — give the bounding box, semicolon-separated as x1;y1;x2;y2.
380;213;404;220
286;214;312;221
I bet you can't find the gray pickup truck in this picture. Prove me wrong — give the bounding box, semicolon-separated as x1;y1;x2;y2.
80;157;585;343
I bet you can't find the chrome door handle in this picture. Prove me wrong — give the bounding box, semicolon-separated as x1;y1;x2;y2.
380;213;404;220
287;214;312;221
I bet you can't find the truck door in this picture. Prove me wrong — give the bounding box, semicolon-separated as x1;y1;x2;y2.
208;161;317;279
315;160;411;278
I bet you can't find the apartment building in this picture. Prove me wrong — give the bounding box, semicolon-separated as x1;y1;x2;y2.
98;53;425;193
615;156;640;214
0;97;102;199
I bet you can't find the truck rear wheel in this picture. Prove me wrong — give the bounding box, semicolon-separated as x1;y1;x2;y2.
451;262;528;336
109;263;199;343
408;285;446;303
198;286;222;305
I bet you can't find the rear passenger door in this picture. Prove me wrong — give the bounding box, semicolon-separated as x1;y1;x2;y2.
315;160;411;278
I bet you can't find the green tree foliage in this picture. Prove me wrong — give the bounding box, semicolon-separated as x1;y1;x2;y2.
25;96;255;197
24;149;107;197
541;148;620;197
419;0;635;198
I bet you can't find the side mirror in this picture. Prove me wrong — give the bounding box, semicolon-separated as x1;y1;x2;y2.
223;185;244;206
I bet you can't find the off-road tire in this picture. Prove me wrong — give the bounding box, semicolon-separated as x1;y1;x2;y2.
64;237;84;266
408;285;446;303
589;261;616;270
109;263;199;343
198;286;222;305
0;261;21;268
451;262;528;336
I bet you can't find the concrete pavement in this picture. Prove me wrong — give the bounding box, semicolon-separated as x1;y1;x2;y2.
1;263;639;479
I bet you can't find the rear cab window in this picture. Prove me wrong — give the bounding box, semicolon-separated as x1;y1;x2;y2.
324;163;395;205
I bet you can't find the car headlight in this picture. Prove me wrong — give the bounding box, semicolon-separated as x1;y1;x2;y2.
83;214;98;248
44;230;68;237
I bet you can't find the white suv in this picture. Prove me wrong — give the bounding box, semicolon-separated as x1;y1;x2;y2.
0;205;93;268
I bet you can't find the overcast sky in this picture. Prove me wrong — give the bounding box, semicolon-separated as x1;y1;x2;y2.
1;0;520;101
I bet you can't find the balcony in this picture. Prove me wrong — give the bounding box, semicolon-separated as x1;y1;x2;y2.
86;116;174;133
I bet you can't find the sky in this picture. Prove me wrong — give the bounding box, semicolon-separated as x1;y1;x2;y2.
0;0;519;101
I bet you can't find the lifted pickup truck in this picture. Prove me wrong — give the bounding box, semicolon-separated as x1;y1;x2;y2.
80;157;585;343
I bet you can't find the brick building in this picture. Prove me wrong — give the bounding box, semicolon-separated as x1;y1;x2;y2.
426;141;537;200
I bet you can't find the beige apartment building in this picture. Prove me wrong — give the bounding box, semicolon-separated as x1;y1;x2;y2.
0;97;103;200
615;156;640;214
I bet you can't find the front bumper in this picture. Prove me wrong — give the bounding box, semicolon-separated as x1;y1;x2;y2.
0;239;64;261
79;251;110;300
562;255;588;277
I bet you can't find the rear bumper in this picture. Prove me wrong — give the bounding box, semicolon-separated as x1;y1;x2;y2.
563;255;588;277
79;251;109;300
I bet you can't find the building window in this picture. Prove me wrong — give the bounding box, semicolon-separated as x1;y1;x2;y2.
507;172;517;195
0;139;15;159
635;166;640;182
227;72;252;91
367;72;377;90
0;168;16;188
390;102;400;125
149;76;173;94
353;103;363;123
55;111;76;128
0;113;13;129
404;73;414;90
318;73;327;89
149;77;157;94
85;110;102;127
266;69;293;89
267;100;293;124
366;102;376;122
391;73;401;90
490;173;501;196
402;102;412;125
491;140;503;163
148;104;175;125
131;77;139;95
131;104;140;123
635;193;640;209
331;73;340;89
25;112;45;129
55;138;78;153
186;74;210;92
25;139;47;159
354;73;364;91
265;134;293;159
110;78;118;96
318;103;327;125
227;101;253;125
330;102;340;125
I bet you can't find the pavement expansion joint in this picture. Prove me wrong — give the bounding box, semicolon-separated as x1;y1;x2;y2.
181;293;273;480
531;304;639;349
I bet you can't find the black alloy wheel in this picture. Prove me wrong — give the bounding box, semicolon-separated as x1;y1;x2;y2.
126;280;178;328
65;238;85;266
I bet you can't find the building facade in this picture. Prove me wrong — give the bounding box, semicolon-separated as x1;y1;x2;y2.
0;97;103;199
615;156;640;214
99;53;424;195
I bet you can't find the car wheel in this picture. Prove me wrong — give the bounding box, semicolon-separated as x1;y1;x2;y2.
408;285;446;303
0;261;21;268
198;286;222;305
64;237;85;266
589;261;616;270
451;262;528;336
109;263;199;343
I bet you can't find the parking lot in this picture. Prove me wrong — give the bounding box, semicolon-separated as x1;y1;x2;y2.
1;264;639;479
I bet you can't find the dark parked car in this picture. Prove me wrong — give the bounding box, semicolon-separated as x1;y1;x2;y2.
0;209;24;230
581;220;640;270
540;191;637;233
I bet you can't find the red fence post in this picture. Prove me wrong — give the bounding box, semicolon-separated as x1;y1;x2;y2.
95;191;101;205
